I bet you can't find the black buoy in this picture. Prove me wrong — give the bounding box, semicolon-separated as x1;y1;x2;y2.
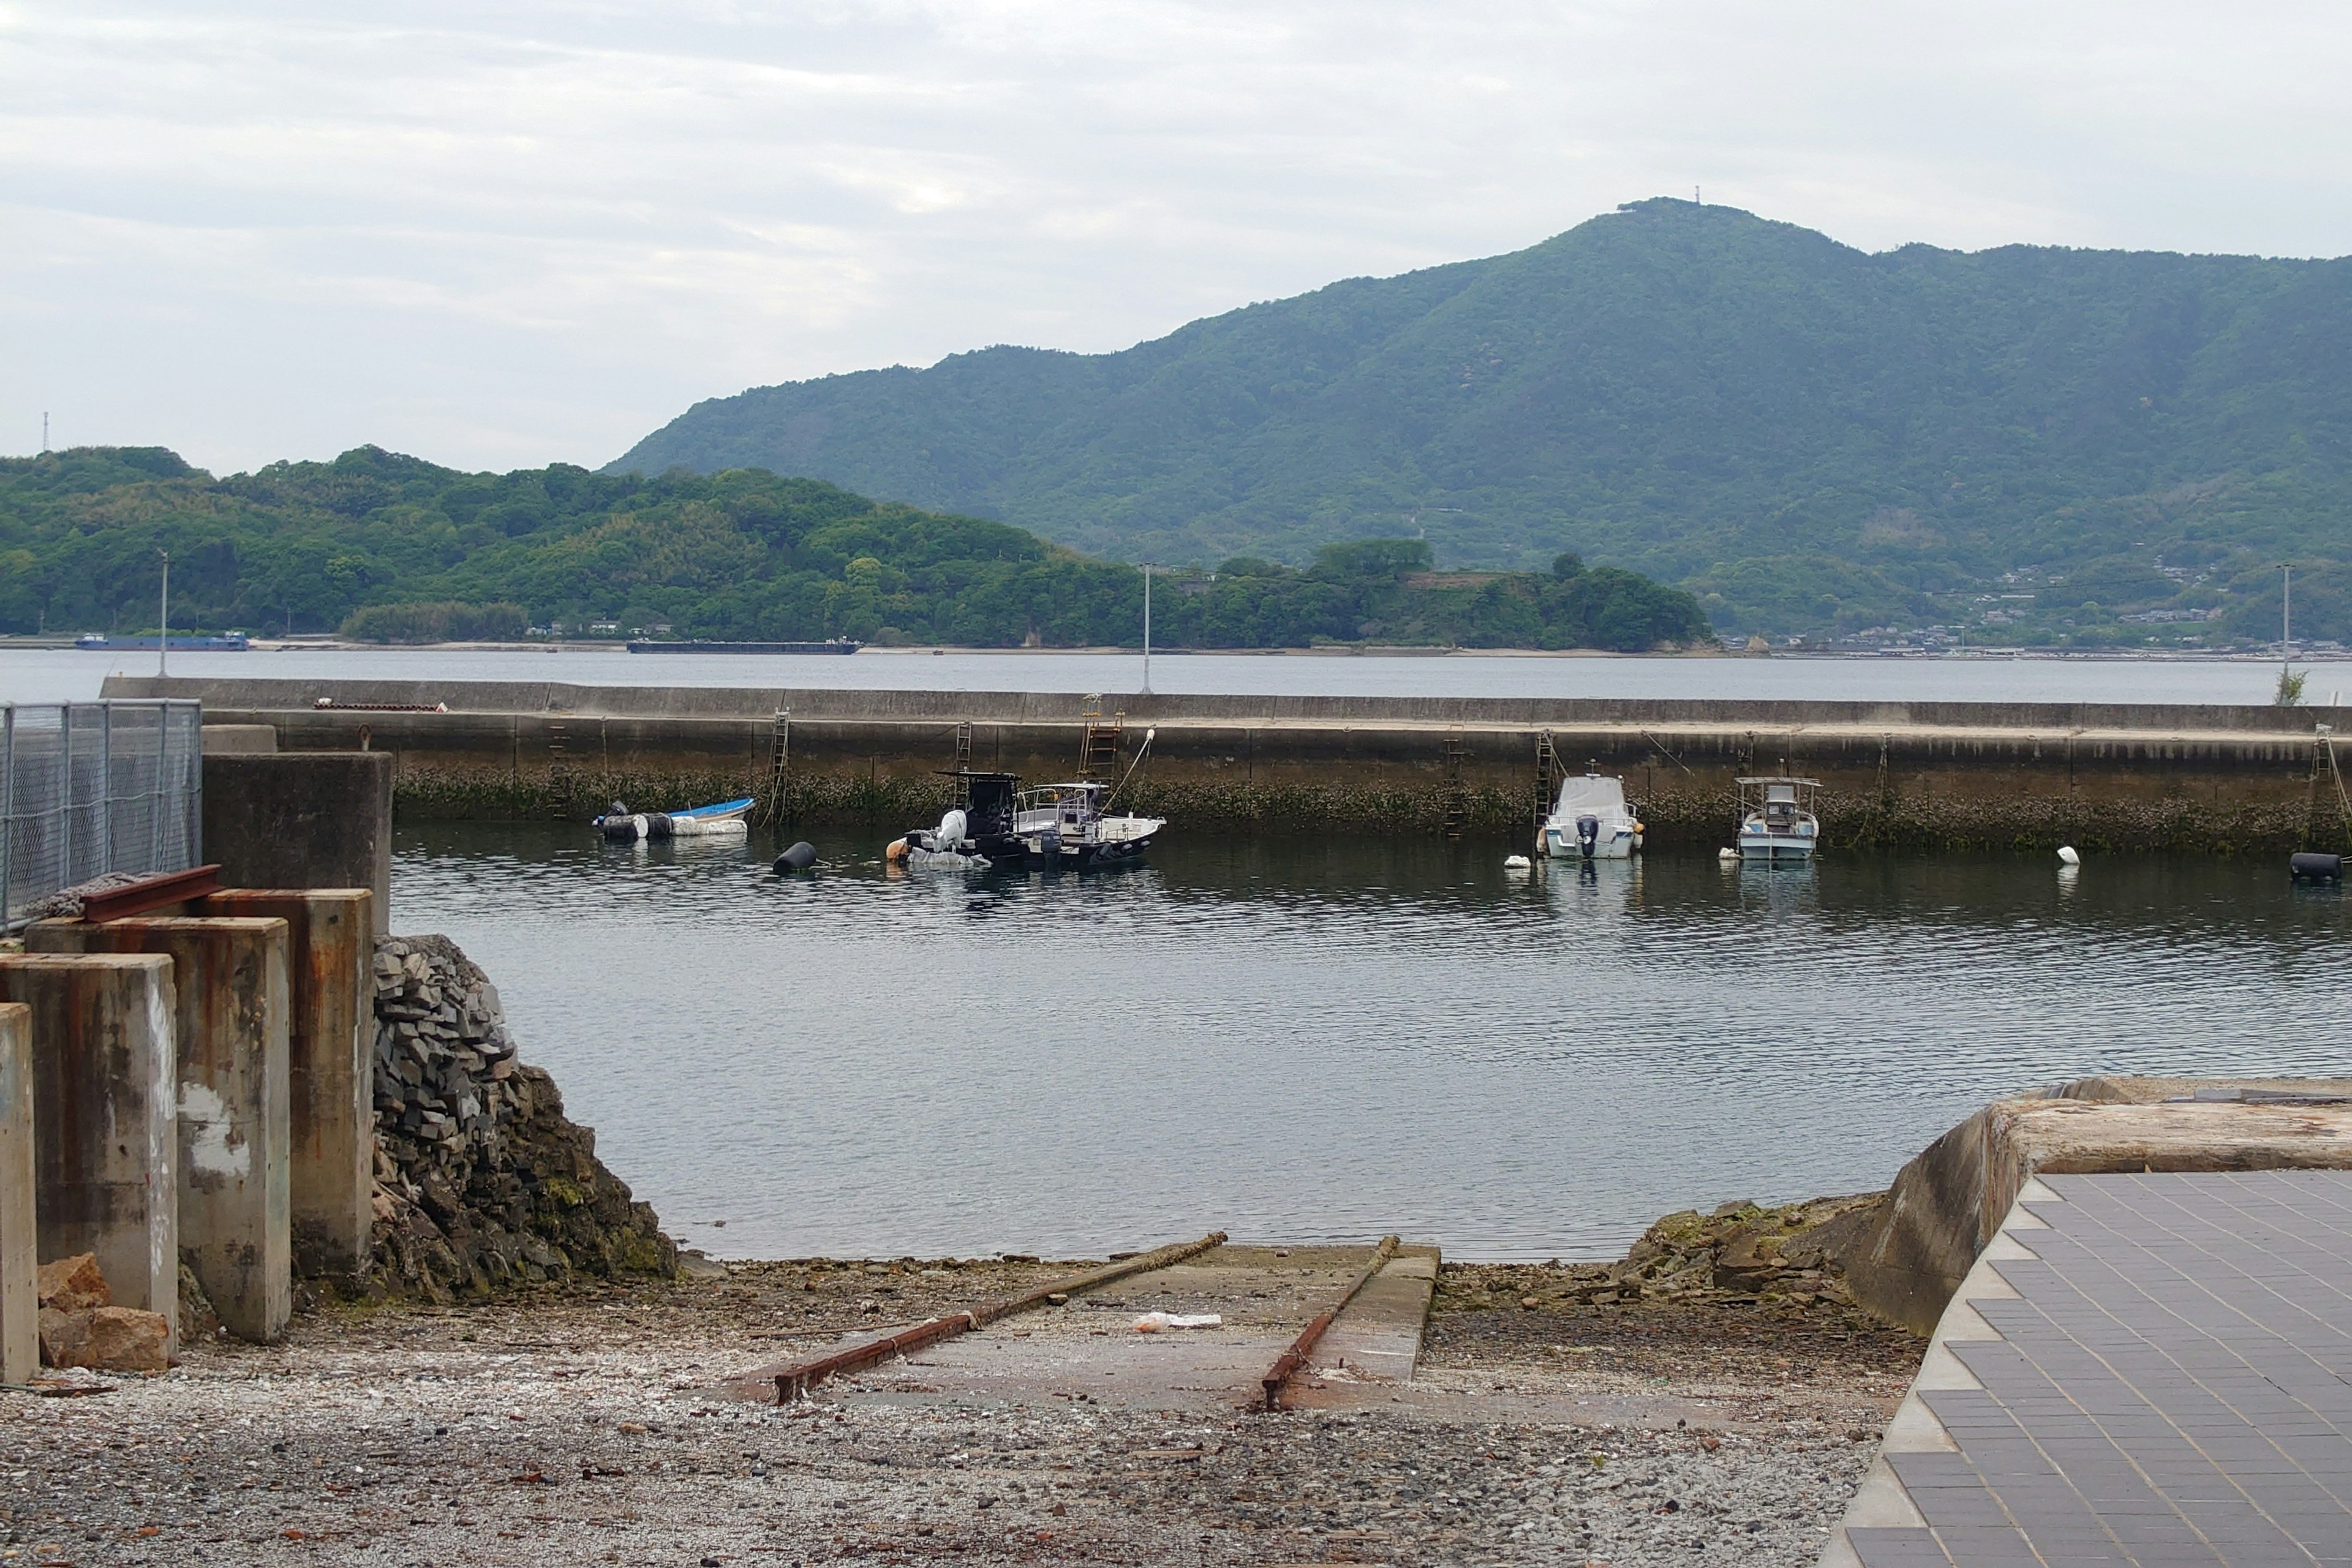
772;841;817;874
2291;851;2343;883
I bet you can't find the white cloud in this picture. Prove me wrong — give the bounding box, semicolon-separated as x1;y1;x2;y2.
1;0;2347;473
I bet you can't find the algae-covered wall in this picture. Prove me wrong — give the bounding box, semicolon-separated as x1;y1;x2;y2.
113;675;2352;852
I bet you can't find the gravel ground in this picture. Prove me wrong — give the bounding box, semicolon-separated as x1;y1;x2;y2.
2;1258;1922;1567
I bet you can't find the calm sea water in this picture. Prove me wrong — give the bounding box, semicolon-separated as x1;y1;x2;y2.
5;643;2340;707
392;824;2352;1262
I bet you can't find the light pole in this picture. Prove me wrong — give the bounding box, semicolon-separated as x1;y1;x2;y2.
157;550;170;677
2283;562;2293;682
1139;564;1153;696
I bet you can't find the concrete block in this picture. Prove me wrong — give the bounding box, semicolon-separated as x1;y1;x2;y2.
202;752;393;946
26;919;292;1344
1844;1074;2352;1333
0;1003;34;1384
195;889;373;1280
0;954;179;1343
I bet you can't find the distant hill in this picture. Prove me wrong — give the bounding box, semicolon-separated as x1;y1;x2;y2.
611;200;2352;643
0;447;1708;652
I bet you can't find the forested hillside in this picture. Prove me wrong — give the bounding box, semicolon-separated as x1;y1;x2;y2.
612;200;2352;643
0;446;1708;651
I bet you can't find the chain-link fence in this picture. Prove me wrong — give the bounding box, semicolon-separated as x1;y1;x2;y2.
2;701;204;932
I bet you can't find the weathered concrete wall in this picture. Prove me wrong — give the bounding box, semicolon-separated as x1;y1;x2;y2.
197;890;373;1281
108;674;2352;850
201;724;278;755
26;919;293;1344
202;752;393;944
1844;1076;2352;1333
0;954;179;1340
0;1003;34;1384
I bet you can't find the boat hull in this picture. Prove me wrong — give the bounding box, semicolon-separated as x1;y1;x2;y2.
1540;818;1641;859
1737;832;1817;861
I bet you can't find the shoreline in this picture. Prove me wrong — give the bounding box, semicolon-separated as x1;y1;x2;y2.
8;1253;1919;1568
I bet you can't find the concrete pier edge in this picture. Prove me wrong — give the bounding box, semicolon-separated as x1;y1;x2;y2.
119;674;2352;850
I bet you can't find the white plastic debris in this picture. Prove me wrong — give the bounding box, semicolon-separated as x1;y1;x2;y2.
1132;1312;1223;1333
1502;854;1532;870
2057;845;2081;865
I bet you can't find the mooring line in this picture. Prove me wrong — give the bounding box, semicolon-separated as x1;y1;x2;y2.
756;1230;1229;1404
1258;1234;1401;1412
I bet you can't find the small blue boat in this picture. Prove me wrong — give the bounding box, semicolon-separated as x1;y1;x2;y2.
595;795;755;842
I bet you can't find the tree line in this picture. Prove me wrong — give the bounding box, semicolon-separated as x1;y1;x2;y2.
0;446;1711;652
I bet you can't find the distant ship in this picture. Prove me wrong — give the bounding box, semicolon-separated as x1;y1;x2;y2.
77;631;251;651
626;639;861;655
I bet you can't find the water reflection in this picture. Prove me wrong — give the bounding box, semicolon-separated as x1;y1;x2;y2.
393;824;2352;1261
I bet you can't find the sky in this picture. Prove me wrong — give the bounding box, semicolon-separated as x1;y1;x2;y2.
4;0;2350;477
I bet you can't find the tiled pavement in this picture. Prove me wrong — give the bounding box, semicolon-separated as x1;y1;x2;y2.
1849;1171;2352;1567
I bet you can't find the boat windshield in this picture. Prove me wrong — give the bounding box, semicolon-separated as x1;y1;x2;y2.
1016;785;1103;828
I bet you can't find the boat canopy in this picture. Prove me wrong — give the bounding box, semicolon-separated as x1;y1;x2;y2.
1550;773;1630;817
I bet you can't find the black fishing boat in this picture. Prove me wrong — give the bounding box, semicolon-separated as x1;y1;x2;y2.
886;771;1164;870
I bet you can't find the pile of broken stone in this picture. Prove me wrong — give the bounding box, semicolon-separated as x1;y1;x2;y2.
364;933;678;1302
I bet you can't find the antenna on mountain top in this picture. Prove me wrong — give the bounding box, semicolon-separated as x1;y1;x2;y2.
1694;186;1702;205
41;412;48;452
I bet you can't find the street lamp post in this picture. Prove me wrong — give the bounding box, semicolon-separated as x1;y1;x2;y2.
1140;564;1153;696
158;550;170;677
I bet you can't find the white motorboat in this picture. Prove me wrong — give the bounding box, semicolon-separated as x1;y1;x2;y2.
887;773;1165;870
1539;772;1644;861
1736;777;1820;861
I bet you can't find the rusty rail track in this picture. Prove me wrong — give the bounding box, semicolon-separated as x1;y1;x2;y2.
762;1231;1228;1403
1258;1234;1400;1412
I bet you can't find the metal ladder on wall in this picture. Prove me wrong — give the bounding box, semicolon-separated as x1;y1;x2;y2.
1441;726;1469;839
1532;729;1563;839
2309;723;2352;849
546;720;573;818
756;709;790;826
1079;695;1123;780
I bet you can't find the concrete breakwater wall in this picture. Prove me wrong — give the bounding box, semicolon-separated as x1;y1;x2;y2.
104;674;2352;851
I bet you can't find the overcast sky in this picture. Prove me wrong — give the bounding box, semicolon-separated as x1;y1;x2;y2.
4;1;2348;477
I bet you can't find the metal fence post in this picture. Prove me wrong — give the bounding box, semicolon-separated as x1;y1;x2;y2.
1;706;13;926
58;703;72;888
99;701;114;872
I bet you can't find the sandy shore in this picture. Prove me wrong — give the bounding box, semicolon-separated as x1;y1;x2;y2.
3;1259;1921;1567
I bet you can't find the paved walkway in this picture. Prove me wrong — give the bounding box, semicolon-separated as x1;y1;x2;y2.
1829;1170;2352;1567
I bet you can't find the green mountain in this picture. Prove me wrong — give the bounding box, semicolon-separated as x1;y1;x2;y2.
610;199;2352;643
0;447;1707;651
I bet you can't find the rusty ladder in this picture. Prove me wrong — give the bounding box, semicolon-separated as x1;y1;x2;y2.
1441;727;1469;839
756;708;791;826
1532;728;1564;837
1079;695;1123;780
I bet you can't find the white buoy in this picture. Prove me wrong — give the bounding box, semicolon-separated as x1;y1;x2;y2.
1718;847;1740;862
2057;845;2080;866
1502;854;1532;870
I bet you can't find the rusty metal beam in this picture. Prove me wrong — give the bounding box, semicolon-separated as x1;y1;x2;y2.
80;865;222;923
760;1229;1227;1404
1259;1234;1400;1412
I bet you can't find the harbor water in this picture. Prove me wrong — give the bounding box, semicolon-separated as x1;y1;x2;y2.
394;824;2352;1263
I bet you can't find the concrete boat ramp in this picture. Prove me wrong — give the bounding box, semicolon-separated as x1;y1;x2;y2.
723;1242;1446;1417
716;1238;1728;1434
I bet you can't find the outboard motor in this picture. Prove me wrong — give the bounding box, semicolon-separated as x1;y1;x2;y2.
1575;813;1600;859
936;808;968;851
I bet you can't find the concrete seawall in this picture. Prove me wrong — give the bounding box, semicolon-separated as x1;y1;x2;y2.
105;674;2352;851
